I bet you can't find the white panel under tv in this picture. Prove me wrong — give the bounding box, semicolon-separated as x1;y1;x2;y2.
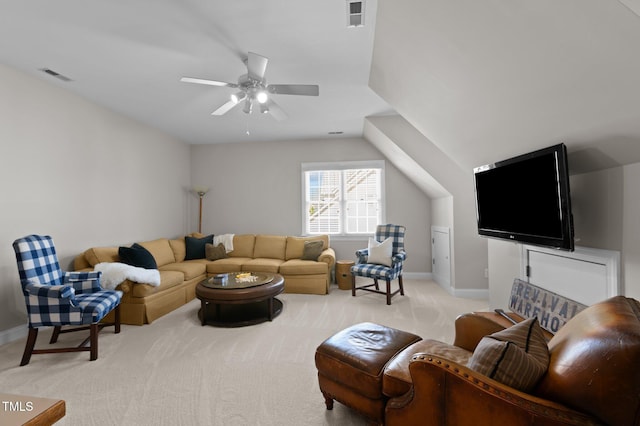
520;245;621;306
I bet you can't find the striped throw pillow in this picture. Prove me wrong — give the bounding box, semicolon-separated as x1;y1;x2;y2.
467;317;549;392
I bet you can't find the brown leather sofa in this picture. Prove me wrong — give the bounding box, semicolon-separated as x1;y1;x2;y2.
316;296;640;425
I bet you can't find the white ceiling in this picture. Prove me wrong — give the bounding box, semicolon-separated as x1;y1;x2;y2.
0;0;392;145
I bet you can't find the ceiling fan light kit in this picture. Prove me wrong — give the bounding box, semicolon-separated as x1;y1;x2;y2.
181;52;319;121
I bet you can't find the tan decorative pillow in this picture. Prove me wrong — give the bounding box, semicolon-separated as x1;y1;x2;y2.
205;243;227;261
467;318;549;392
301;240;324;261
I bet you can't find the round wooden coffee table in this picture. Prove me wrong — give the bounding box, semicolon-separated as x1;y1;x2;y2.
196;272;284;327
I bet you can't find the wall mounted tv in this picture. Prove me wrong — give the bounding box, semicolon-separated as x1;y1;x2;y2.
473;143;574;251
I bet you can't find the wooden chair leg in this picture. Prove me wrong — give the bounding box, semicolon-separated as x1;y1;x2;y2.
399;275;405;296
114;305;121;334
20;328;38;366
351;275;356;297
49;325;61;344
374;278;379;290
321;391;334;410
90;323;98;361
386;279;392;305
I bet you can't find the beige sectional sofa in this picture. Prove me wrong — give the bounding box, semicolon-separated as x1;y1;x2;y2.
74;234;335;325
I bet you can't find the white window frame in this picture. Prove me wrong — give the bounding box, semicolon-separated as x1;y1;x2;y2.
301;160;385;239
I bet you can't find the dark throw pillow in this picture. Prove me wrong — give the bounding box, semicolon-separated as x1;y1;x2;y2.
185;234;214;260
205;243;227;261
118;243;158;269
301;240;324;261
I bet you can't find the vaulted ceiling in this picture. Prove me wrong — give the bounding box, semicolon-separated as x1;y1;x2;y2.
0;1;391;145
2;1;640;178
370;0;640;175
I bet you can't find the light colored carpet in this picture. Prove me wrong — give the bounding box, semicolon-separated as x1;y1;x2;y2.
0;279;487;425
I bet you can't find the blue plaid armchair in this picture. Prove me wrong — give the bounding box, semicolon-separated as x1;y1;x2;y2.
13;234;122;366
351;224;407;305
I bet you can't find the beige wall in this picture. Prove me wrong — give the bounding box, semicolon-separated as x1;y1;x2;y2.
190;138;431;274
0;64;191;336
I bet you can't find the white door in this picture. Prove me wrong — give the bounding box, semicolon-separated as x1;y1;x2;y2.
432;226;451;287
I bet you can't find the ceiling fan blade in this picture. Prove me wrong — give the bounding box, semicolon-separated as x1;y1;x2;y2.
247;52;269;81
267;84;319;96
211;99;238;116
266;99;288;121
180;77;237;88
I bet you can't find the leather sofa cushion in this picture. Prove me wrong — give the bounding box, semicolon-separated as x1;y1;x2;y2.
535;296;640;426
383;339;472;398
253;235;286;259
279;259;328;275
229;235;255;258
206;258;252;273
315;322;421;400
138;238;176;267
84;246;119;266
242;258;284;274
285;235;329;260
131;270;184;298
160;261;207;281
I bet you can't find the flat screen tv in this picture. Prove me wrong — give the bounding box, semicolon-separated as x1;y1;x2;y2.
473;143;574;251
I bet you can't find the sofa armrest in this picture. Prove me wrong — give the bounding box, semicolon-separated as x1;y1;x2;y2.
452;313;508;352
385;353;603;426
318;247;336;269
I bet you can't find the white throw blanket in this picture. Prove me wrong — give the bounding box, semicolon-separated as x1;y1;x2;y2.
94;262;161;290
213;233;235;253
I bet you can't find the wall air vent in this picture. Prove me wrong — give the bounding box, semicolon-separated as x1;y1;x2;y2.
39;68;72;82
346;0;365;28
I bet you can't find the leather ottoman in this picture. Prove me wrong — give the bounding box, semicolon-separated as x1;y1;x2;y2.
315;322;422;424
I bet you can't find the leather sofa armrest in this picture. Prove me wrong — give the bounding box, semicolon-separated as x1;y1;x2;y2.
385;353;602;426
452;313;508;352
318;248;336;269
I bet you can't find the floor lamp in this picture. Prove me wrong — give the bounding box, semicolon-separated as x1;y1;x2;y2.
192;186;209;234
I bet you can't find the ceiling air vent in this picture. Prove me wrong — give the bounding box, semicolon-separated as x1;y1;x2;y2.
346;0;365;28
39;68;72;82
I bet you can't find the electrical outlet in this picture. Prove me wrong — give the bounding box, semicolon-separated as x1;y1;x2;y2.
484;268;489;278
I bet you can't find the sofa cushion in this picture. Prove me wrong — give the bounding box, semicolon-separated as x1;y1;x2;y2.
228;235;255;258
205;243;227;261
169;238;186;262
383;339;473;398
206;257;252;274
138;239;176;267
185;235;214;260
131;270;184;298
118;243;158;269
467;318;549;392
301;240;324;261
279;259;328;275
84;246;119;266
160;261;207;281
253;235;287;260
285;235;329;260
242;258;284;274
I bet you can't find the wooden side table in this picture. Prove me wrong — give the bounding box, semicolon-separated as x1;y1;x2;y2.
0;393;65;426
335;260;355;290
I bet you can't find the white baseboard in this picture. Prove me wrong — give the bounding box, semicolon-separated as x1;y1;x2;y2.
0;324;27;345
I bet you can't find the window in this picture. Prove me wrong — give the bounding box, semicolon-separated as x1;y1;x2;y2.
302;161;384;236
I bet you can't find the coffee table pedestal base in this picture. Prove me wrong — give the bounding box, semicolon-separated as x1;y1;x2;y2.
198;298;283;327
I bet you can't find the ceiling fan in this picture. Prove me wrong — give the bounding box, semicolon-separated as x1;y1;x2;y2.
180;52;319;121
